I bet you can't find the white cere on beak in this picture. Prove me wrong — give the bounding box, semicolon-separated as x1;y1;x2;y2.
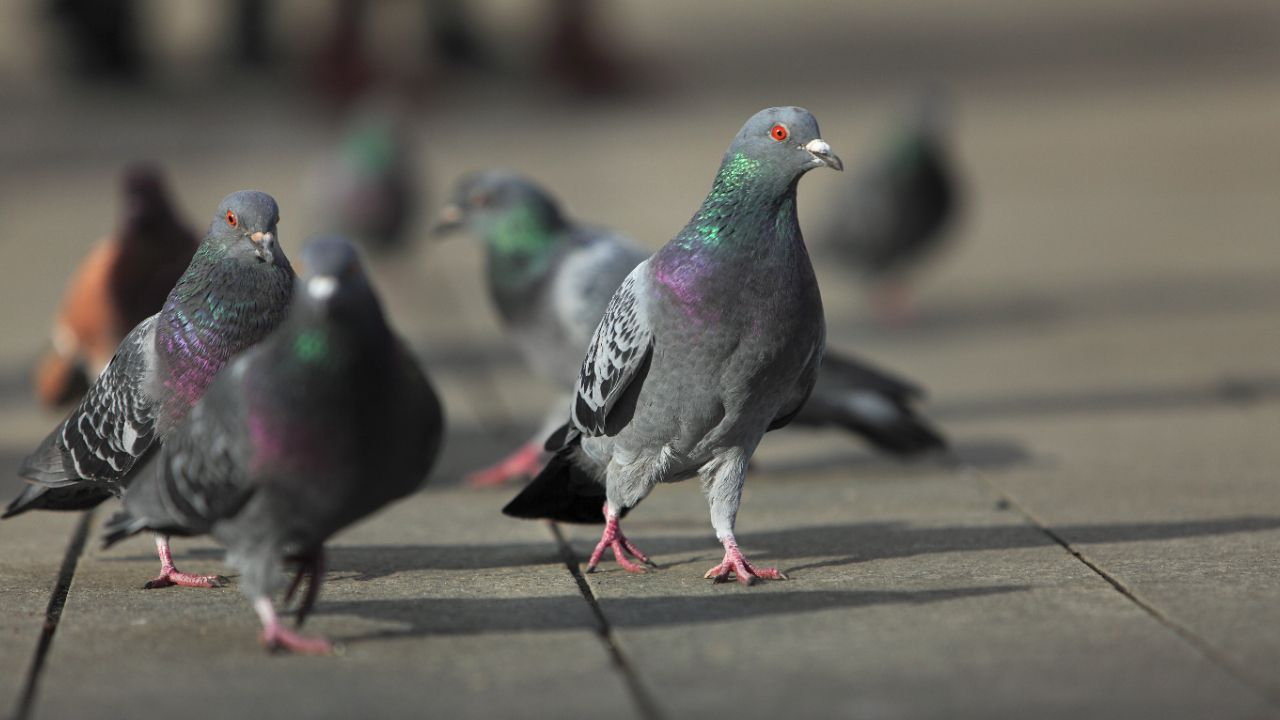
804;138;832;156
307;275;338;300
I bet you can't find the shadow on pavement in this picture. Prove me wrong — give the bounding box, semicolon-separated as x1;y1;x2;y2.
757;438;1035;477
587;516;1280;575
320;585;1028;641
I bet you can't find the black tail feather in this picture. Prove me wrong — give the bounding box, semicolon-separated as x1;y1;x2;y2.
503;447;606;524
3;481;113;519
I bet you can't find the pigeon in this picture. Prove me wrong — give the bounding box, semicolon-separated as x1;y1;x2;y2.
308;104;419;254
6;190;295;591
503;106;840;584
102;236;443;654
34;163;200;408
437;170;945;485
821;92;960;323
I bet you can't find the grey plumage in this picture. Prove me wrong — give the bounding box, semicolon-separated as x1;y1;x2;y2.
7;190;295;588
506;107;842;584
103;236;443;653
440;170;946;473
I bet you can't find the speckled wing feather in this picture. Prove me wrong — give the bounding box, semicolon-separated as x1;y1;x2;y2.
19;315;160;489
104;364;254;543
571;264;654;436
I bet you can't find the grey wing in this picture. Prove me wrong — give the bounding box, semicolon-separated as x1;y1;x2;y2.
552;229;648;350
570;263;655;436
116;364;255;538
767;330;826;432
19;316;161;489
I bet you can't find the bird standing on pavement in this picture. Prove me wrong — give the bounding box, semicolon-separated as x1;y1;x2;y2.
438;170;945;486
104;236;443;654
6;191;295;591
822;93;960;323
34;164;199;407
504;107;840;584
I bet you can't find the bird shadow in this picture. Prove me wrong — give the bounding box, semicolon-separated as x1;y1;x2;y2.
99;516;1280;580
564;515;1280;575
755;437;1035;477
318;584;1028;641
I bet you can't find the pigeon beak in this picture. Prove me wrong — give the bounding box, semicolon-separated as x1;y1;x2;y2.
306;274;339;302
431;204;464;237
250;231;276;263
804;138;844;171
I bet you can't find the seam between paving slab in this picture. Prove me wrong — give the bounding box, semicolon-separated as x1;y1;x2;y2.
972;471;1280;713
10;510;93;720
549;523;665;720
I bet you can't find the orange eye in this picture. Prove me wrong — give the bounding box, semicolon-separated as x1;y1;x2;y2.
226;211;238;228
769;124;788;142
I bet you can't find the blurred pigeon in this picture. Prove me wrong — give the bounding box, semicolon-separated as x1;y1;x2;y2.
503;107;840;584
821;92;960;322
103;236;443;654
34;164;199;408
308;105;419;254
6;191;295;590
438;170;945;485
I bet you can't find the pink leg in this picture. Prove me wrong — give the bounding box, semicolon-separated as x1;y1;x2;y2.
254;597;332;655
283;550;325;626
143;535;229;589
586;504;655;574
703;534;787;586
466;441;548;487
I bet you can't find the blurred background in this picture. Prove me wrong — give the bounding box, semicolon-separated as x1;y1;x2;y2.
0;0;1277;481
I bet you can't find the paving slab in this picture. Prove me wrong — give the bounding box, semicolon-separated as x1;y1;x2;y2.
0;510;81;717
561;464;1277;719
30;486;637;720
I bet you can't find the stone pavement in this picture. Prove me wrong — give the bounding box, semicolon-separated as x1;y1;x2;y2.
1;1;1279;718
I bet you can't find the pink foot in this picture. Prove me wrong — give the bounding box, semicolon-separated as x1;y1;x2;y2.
704;535;786;586
586;505;655;574
466;441;547;487
143;535;228;589
255;598;332;655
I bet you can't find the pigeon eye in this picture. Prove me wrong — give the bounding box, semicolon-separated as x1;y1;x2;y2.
226;211;238;228
769;124;789;142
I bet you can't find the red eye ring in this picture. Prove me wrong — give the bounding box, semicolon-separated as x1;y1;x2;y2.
226;211;238;228
769;124;788;142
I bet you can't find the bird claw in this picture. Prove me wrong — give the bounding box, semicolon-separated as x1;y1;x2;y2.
260;626;334;656
704;539;786;585
466;442;546;487
143;570;229;589
586;512;654;574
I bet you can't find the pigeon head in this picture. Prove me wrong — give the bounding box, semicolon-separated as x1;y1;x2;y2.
297;236;378;319
435;170;567;255
724;107;843;180
121;163;181;238
207;190;283;267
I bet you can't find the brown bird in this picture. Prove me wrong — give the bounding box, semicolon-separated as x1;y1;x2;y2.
34;164;199;407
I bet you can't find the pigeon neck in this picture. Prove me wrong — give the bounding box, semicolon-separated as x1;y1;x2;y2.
665;153;801;259
154;243;295;430
485;205;567;294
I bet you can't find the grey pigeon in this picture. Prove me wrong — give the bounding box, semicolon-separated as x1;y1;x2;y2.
435;170;647;485
437;170;945;485
102;236;443;654
504;107;840;584
7;190;295;590
821;92;960;322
